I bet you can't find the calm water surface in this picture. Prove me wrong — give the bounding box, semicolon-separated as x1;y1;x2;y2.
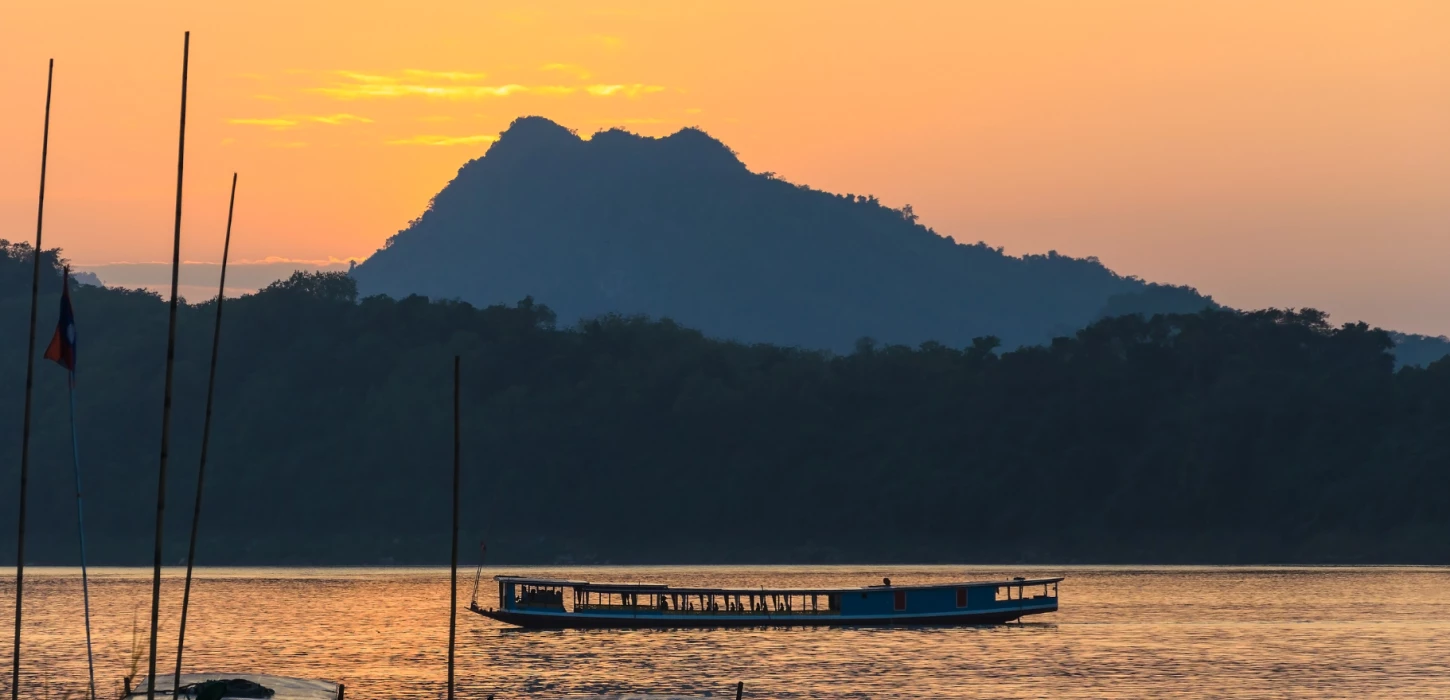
2;566;1448;698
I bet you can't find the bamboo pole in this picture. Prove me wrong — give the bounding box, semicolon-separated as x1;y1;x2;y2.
68;360;98;700
146;31;189;700
57;267;98;700
469;542;486;609
174;173;237;691
448;356;461;700
10;57;54;700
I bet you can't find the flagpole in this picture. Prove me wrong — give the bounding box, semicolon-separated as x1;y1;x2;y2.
66;342;98;700
11;57;54;700
174;172;237;691
146;31;189;700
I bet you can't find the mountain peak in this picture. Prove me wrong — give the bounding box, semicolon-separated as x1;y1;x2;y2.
356;115;1173;350
476;116;745;175
497;115;581;146
476;116;584;166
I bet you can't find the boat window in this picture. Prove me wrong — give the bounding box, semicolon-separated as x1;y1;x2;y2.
893;590;906;611
956;588;967;608
995;586;1009;602
517;585;564;606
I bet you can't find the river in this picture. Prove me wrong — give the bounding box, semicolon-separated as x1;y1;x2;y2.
3;566;1448;698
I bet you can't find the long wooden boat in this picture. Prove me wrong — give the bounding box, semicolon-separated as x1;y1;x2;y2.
472;575;1061;628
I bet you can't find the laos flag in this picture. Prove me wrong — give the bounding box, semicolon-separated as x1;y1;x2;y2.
43;269;77;375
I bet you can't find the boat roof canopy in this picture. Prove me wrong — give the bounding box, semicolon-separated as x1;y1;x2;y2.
495;576;590;587
495;575;1064;594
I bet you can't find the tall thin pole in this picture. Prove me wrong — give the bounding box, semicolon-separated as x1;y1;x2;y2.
57;266;97;699
11;58;53;700
147;31;189;700
67;347;97;700
174;173;236;692
448;355;461;700
469;542;485;608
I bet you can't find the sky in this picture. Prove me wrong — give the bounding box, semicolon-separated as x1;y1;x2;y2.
1;1;1448;334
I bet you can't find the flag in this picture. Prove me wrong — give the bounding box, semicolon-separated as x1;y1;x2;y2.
43;269;77;373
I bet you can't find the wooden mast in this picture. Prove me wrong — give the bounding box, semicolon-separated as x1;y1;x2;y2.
145;31;189;700
10;56;54;700
60;264;98;700
173;172;238;691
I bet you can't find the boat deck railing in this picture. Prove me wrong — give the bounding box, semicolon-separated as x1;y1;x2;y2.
574;603;837;615
512;600;566;610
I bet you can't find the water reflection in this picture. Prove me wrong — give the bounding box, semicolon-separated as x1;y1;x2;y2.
2;566;1448;698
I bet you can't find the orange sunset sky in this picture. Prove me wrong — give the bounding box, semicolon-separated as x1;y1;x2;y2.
1;1;1448;334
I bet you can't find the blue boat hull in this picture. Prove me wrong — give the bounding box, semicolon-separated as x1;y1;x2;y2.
472;603;1057;629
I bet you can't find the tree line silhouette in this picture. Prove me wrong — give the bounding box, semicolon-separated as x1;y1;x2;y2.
3;240;1448;564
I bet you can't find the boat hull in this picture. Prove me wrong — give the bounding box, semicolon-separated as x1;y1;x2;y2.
472;602;1057;629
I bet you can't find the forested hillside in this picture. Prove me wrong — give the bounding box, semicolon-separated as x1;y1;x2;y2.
3;241;1449;565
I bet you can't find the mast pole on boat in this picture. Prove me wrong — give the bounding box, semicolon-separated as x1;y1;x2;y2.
10;57;54;700
56;266;98;700
469;542;485;608
174;172;237;692
146;31;189;700
448;355;461;700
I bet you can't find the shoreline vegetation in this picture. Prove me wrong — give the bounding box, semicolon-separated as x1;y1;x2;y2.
5;242;1450;567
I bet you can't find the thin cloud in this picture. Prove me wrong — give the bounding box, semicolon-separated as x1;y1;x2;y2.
271;142;309;148
541;63;592;79
230;117;300;129
586;84;666;98
228;114;373;129
306;70;667;101
337;71;398;84
313;83;566;99
252;94;284;101
307;113;374;125
386;134;500;146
